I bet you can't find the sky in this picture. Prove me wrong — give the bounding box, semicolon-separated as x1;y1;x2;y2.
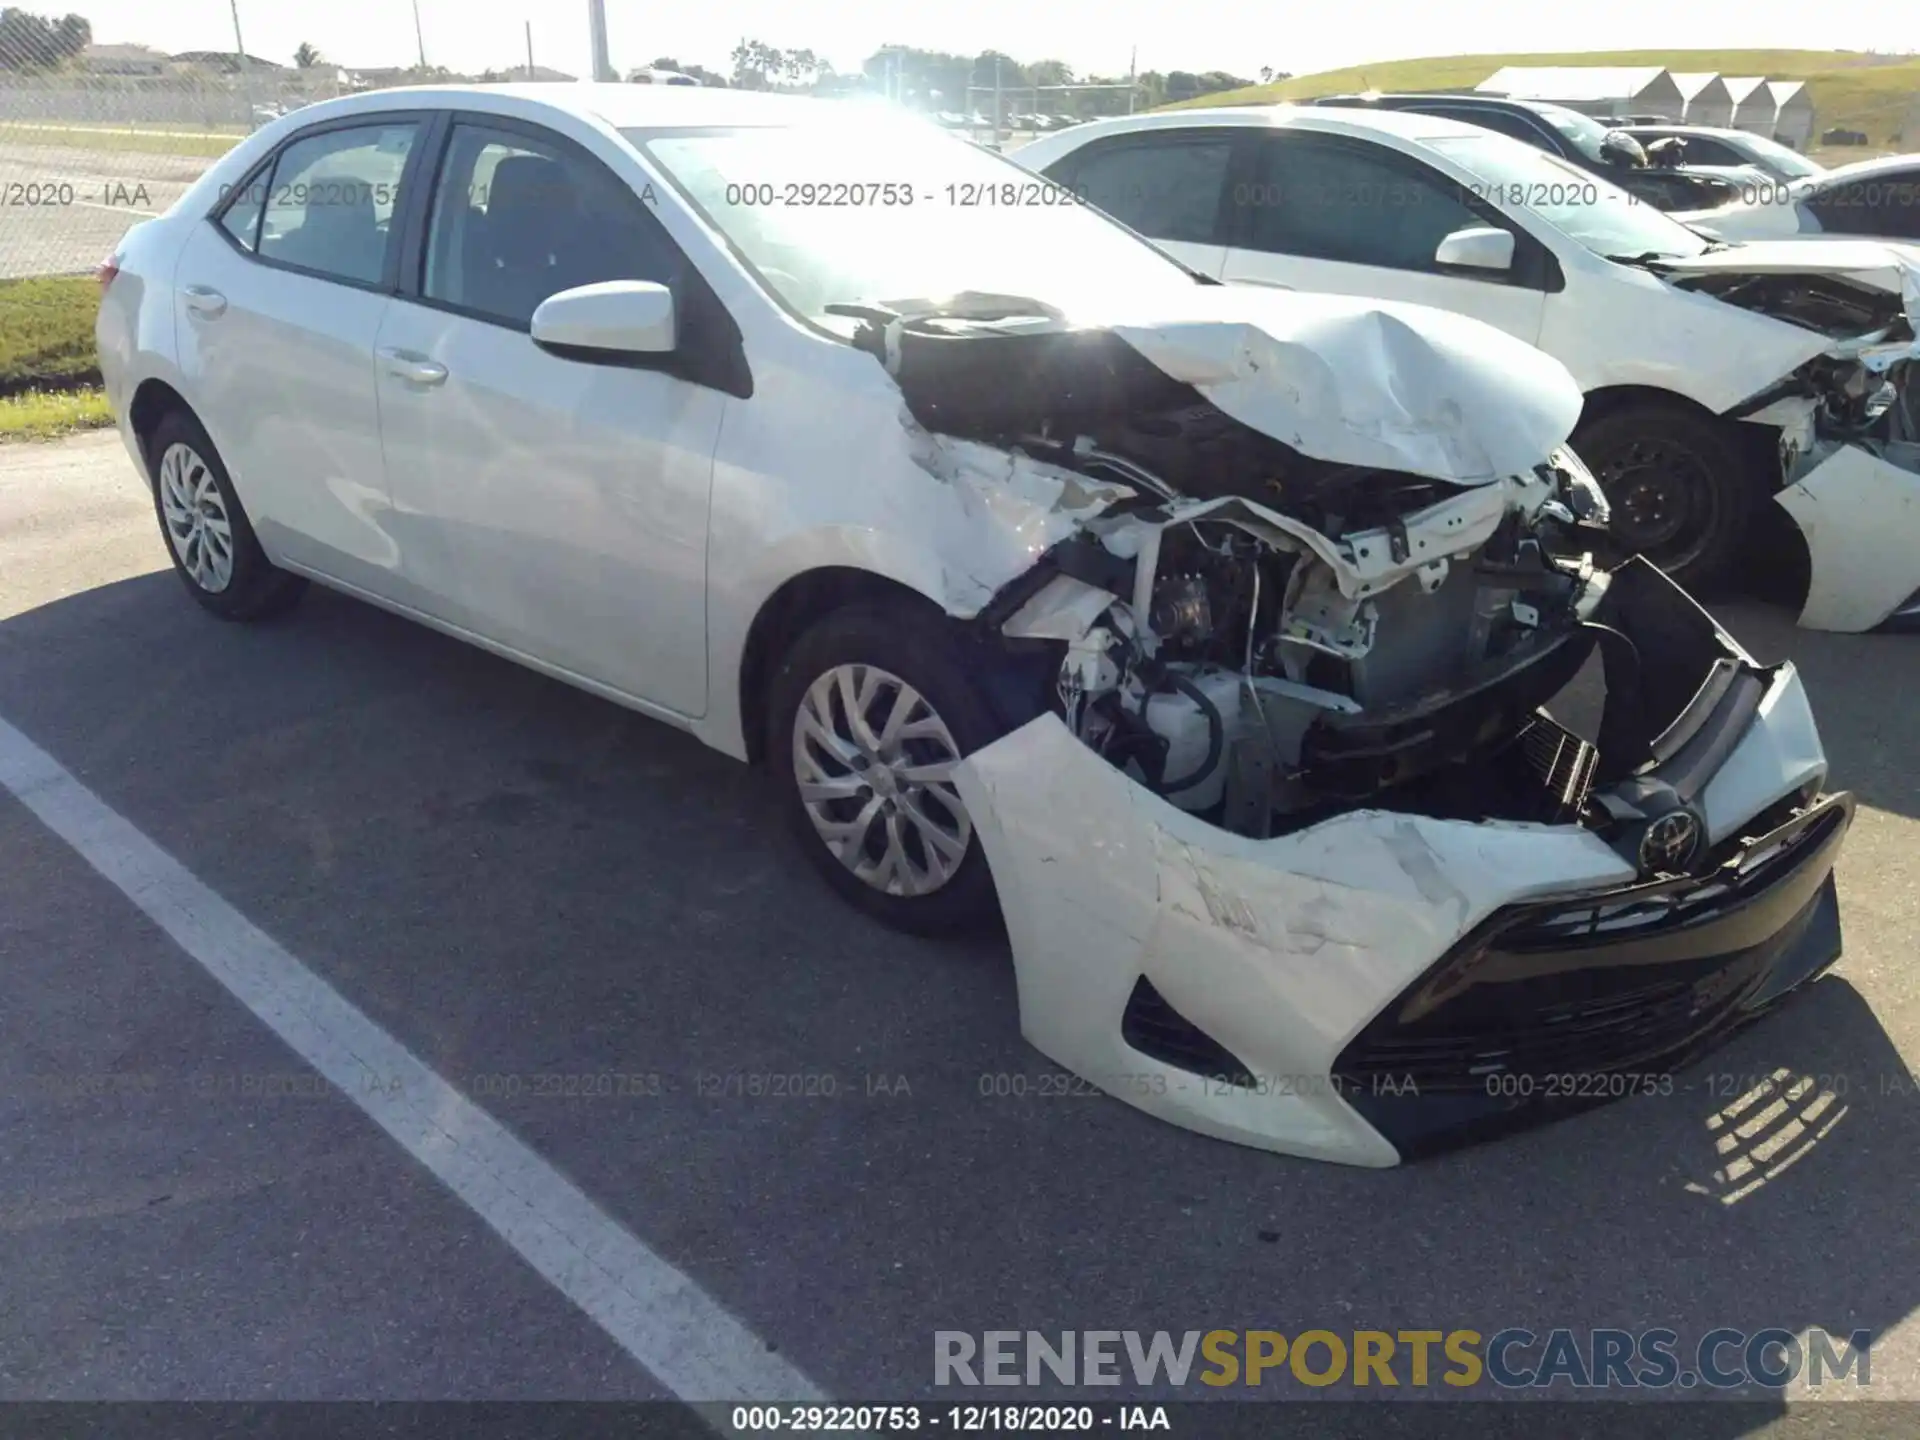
71;0;1920;82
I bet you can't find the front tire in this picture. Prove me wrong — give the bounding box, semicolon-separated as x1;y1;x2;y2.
1572;400;1759;593
766;606;1002;936
145;408;306;621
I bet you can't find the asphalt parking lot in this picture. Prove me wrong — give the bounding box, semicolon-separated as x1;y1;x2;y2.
2;431;1919;1425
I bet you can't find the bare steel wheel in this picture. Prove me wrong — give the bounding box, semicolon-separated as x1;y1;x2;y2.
1571;400;1756;594
793;663;972;898
157;441;235;593
767;604;1006;935
144;407;306;621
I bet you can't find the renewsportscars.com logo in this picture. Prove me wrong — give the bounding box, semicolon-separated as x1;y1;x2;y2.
933;1328;1873;1391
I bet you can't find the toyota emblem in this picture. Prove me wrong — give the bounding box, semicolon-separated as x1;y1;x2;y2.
1639;809;1702;875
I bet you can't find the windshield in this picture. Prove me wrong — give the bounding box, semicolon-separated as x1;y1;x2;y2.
1527;103;1613;163
1733;132;1822;180
628;120;1200;330
1427;133;1713;261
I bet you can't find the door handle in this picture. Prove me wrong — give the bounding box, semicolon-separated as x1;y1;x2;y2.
182;285;227;318
378;347;449;387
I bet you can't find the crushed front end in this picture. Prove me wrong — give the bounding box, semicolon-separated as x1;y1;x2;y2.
871;295;1855;1164
1673;255;1920;631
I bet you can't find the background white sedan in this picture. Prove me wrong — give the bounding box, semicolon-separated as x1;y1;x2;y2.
1017;107;1920;629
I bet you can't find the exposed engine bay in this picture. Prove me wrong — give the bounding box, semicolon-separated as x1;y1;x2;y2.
853;299;1767;857
832;292;1846;1165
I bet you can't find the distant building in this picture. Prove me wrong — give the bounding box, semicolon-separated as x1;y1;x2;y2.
170;50;287;74
342;65;421;89
1722;76;1774;135
1477;65;1685;120
1767;80;1814;147
81;43;169;76
1672;72;1733;128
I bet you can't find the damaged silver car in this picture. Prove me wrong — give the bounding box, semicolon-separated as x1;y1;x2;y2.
98;87;1856;1164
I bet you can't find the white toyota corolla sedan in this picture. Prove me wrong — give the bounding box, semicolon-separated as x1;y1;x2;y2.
98;85;1854;1165
1016;108;1920;632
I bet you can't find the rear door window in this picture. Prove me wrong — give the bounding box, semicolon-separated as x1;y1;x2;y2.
1049;134;1233;245
252;122;420;285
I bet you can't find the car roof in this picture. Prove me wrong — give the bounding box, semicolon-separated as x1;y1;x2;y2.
1316;92;1513;105
1020;103;1497;145
272;82;853;132
1620;124;1752;140
1809;151;1920;183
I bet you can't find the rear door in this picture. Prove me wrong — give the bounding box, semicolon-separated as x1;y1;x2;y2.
370;114;736;717
1220;130;1551;343
1039;129;1234;276
174;113;430;593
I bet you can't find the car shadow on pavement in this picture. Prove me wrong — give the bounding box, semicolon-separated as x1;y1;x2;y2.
1711;598;1920;824
0;573;1915;1413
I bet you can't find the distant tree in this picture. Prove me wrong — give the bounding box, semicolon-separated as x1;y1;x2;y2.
0;8;91;70
649;55;681;71
972;49;1027;88
1029;59;1074;87
731;37;783;90
1195;70;1252;95
293;41;323;69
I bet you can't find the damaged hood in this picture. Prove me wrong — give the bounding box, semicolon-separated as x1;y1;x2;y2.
1649;238;1920;324
1104;285;1584;486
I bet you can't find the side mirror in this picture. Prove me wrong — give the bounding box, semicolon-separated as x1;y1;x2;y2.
1434;225;1515;272
530;280;676;356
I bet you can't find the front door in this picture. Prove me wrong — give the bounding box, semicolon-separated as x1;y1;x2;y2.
372;118;728;718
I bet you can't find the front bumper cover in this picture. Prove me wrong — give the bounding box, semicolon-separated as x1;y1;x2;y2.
956;568;1849;1166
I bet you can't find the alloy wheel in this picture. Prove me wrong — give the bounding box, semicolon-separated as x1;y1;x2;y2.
157;442;235;593
792;663;972;897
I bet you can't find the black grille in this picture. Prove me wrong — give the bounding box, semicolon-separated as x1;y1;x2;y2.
1121;977;1256;1087
1341;966;1756;1090
1516;714;1597;823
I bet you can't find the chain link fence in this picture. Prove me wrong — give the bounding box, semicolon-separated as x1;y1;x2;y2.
0;54;355;279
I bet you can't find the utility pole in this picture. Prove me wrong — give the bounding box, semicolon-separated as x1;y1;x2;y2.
993;53;1002;138
1127;46;1136;114
412;0;427;69
228;0;255;124
588;0;614;81
525;21;535;80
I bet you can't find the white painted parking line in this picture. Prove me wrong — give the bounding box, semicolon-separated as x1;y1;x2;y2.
0;712;825;1408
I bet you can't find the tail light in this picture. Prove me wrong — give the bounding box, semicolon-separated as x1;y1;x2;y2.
95;253;121;293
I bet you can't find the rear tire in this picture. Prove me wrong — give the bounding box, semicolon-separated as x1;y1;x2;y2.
1573;400;1759;593
766;605;1002;936
145;408;307;622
